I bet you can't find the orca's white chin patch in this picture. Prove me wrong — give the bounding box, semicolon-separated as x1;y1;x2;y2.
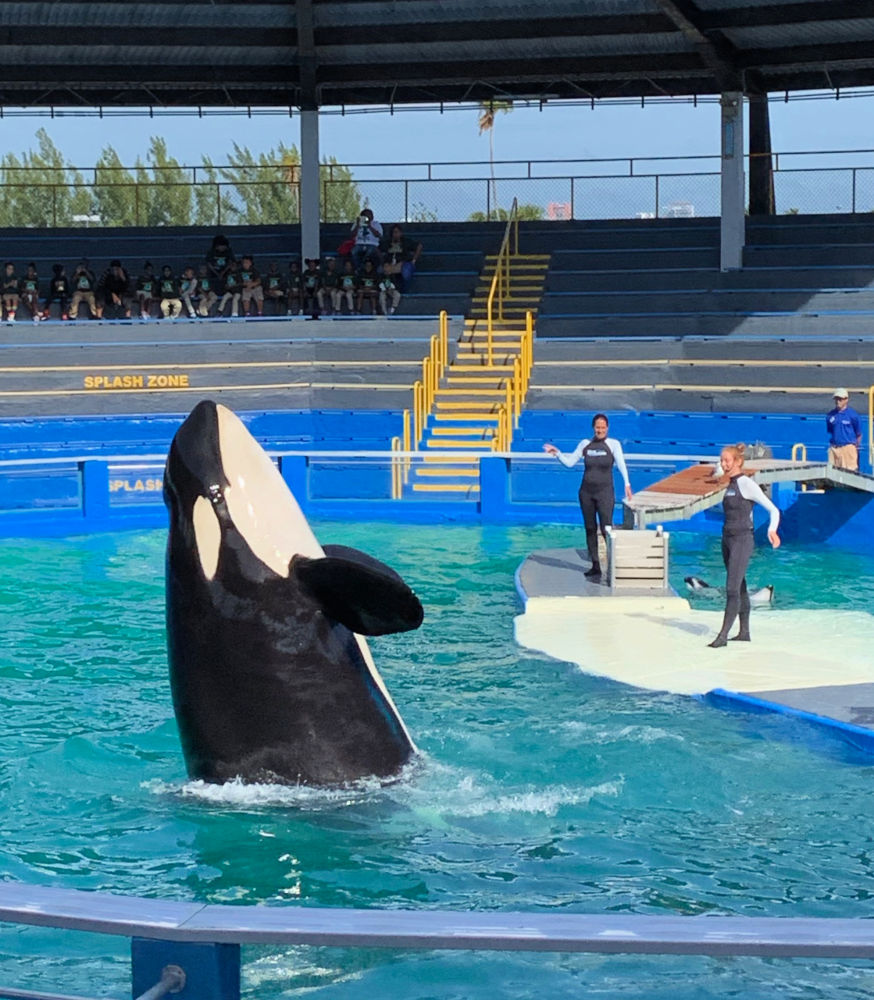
216;404;323;576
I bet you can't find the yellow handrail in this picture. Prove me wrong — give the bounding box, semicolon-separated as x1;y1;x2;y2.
413;380;423;446
485;197;519;365
411;310;450;451
402;408;411;484
791;442;807;462
390;436;402;499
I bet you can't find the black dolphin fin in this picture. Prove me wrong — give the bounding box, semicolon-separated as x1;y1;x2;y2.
292;546;424;636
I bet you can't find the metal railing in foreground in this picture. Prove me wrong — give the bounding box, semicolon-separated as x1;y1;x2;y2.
1;882;873;1000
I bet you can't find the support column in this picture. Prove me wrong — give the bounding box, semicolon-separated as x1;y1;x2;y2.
748;92;775;216
720;92;745;272
300;108;321;261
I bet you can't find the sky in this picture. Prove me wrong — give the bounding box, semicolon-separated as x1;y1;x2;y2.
3;91;872;169
2;91;872;220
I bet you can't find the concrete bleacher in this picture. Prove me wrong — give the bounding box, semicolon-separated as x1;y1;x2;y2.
0;316;463;418
525;335;874;414
0;222;498;320
2;213;873;448
536;213;874;339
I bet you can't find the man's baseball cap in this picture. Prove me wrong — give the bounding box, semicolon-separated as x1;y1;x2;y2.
833;388;849;398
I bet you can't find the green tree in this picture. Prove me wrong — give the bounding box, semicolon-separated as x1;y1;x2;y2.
93;145;138;226
211;143;361;225
0;128;91;227
468;203;543;222
134;137;193;227
477;100;513;219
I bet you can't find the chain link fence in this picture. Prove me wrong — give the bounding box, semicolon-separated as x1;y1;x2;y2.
0;157;873;226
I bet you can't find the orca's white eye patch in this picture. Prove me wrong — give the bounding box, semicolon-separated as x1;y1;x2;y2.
193;495;221;580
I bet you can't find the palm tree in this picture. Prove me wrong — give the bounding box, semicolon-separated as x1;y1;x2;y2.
478;101;512;220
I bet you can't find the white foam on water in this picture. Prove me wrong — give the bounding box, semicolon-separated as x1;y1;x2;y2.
413;774;625;820
142;762;420;811
560;721;685;745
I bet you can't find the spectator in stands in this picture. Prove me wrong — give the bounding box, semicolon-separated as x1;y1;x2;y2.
239;255;263;317
317;257;339;315
136;262;157;320
216;260;242;317
43;263;70;321
336;258;357;315
356;258;380;315
350;208;383;273
195;264;217;317
379;273;400;316
2;262;20;322
287;259;302;315
19;263;41;323
263;261;287;315
381;225;422;292
97;260;131;320
69;259;98;320
158;265;183;319
826;388;862;471
206;233;235;291
301;258;321;315
179;266;199;318
543;414;633;581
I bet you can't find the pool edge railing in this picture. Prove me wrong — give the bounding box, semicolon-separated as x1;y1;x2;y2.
3;882;874;1000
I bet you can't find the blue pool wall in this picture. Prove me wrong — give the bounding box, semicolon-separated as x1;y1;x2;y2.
1;407;871;545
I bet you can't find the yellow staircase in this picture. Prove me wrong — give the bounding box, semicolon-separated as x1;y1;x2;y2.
392;202;545;499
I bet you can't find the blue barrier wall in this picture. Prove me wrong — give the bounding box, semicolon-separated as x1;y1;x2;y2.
0;408;869;543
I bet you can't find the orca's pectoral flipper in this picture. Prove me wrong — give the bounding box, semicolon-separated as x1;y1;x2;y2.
292;549;424;636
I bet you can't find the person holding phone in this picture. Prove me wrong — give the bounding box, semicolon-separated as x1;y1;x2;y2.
350;208;383;273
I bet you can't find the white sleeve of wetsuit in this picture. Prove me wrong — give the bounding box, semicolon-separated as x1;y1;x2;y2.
606;438;631;489
738;475;780;533
555;439;590;468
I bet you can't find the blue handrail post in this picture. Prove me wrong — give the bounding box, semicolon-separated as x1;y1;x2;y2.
480;455;509;520
132;938;240;1000
280;455;310;511
81;460;111;527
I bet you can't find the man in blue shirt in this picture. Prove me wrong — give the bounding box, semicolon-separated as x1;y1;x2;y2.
826;388;862;470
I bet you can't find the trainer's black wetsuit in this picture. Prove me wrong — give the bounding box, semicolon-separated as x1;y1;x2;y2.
578;440;616;573
552;436;631;576
711;473;780;645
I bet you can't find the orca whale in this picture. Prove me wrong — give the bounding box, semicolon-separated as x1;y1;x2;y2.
163;400;423;787
684;576;774;605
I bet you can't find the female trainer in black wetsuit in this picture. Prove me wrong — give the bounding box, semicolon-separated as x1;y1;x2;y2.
544;414;632;579
709;443;781;648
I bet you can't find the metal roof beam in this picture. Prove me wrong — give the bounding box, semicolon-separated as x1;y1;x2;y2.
653;0;742;91
701;2;874;31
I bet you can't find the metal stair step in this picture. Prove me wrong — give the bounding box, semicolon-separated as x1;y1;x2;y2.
435;387;507;397
411;482;480;494
445;377;508;386
431;412;501;423
415;466;481;477
434;400;501;410
429;425;495;436
448;364;516;372
424;438;493;448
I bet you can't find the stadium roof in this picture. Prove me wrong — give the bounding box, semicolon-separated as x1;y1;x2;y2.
1;1;873;110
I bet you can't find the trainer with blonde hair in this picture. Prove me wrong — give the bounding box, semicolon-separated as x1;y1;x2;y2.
708;443;781;648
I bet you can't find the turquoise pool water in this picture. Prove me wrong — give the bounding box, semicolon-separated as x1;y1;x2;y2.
1;523;874;999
